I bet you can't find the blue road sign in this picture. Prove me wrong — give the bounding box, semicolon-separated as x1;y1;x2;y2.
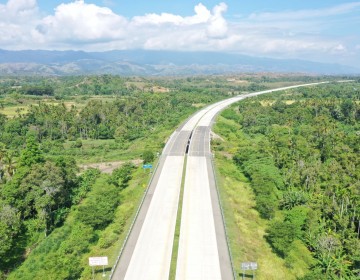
143;164;153;169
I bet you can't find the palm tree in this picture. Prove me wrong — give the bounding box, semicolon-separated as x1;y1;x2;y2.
0;143;6;179
3;151;15;177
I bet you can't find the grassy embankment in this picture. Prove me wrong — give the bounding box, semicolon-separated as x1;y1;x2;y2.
212;113;310;280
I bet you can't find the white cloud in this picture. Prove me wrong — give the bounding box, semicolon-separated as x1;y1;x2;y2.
333;44;347;52
207;2;228;38
0;0;39;49
0;0;38;23
249;2;360;21
0;0;358;66
131;3;218;26
37;0;127;43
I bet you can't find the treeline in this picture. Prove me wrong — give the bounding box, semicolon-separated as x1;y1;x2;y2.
21;85;54;96
226;82;360;279
0;92;218;148
0;75;335;98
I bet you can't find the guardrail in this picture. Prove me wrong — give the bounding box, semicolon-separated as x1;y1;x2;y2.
109;157;161;279
210;154;237;280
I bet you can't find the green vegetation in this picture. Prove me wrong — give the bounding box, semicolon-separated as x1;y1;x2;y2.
0;75;231;278
0;74;355;279
213;81;360;279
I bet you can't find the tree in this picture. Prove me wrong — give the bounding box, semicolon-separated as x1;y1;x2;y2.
142;150;154;164
77;185;119;229
108;162;135;189
0;205;21;268
20;162;66;235
18;134;44;167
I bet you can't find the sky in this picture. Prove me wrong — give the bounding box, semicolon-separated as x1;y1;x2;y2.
0;0;360;67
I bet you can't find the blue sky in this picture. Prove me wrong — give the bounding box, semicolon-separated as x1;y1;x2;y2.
33;0;355;18
0;0;359;67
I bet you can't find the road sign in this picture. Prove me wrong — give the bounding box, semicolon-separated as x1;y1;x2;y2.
241;262;258;270
143;164;153;169
89;256;108;266
241;262;250;270
250;262;258;270
241;262;258;280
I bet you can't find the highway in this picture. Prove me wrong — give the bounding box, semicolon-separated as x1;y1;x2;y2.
111;82;328;280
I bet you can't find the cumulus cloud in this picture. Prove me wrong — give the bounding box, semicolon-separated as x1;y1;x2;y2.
0;0;39;49
207;2;228;38
131;3;220;26
37;0;127;43
0;0;38;23
1;0;37;17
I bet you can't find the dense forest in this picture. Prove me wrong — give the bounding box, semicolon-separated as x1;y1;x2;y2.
214;81;360;279
0;75;355;278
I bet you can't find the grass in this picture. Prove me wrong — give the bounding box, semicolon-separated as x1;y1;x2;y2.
45;124;175;165
0;95;114;118
212;113;309;280
0;106;29;117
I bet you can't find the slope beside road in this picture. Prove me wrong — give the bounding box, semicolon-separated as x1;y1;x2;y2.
111;82;329;280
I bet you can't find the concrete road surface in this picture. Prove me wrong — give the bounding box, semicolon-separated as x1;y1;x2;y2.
111;82;329;280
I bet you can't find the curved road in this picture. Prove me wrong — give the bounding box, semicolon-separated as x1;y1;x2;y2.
111;82;328;280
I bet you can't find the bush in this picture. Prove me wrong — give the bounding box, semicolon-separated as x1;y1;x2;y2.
77;185;119;229
108;162;135;189
142;150;154;164
73;138;82;148
266;220;297;257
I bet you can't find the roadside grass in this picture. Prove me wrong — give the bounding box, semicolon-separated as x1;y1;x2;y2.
80;165;152;279
212;114;308;280
214;155;295;280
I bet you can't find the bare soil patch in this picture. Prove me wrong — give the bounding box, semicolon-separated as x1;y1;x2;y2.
79;159;142;174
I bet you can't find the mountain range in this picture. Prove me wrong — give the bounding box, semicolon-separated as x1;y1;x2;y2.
0;49;359;76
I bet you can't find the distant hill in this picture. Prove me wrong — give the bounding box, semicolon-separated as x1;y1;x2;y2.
0;49;359;76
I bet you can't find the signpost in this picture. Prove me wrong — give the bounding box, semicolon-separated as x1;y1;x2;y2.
143;164;153;175
89;257;108;279
241;262;258;279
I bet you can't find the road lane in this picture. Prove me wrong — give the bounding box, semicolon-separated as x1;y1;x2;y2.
112;114;201;279
124;156;184;280
176;156;221;280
